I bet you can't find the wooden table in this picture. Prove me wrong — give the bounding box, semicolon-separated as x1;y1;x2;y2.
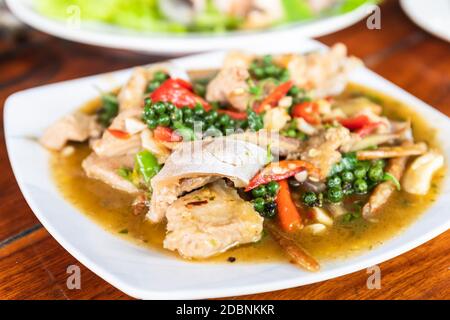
0;0;449;300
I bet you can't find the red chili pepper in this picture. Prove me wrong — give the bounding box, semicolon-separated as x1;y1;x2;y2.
339;115;371;130
339;115;380;137
254;81;293;113
150;79;211;110
291;101;320;125
217;109;248;120
153;126;183;142
276;179;303;232
108;129;130;139
355;122;380;136
245;160;320;192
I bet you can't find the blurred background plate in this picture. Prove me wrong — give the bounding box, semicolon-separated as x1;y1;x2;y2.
6;0;375;54
400;0;450;42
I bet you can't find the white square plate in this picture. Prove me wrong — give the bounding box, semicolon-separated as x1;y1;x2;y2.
4;40;450;299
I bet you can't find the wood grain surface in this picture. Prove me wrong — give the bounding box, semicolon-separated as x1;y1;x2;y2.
0;0;449;300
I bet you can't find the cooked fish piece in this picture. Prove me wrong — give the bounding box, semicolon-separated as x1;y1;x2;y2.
82;153;138;194
288;126;353;179
206;52;252;111
362;152;409;220
117;65;170;111
164;180;263;259
40;112;101;151
402;151;444;195
148;138;268;223
117;67;149;111
92;108;143;157
275;43;362;98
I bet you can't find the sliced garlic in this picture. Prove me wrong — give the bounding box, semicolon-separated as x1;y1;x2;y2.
303;223;327;235
311;207;334;226
294;171;308;182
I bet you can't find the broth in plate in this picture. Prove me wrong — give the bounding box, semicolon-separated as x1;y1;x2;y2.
50;83;444;264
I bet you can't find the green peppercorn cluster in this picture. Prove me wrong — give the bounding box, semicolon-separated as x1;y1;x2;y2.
280;120;308;141
146;71;169;93
142;98;264;137
248;181;280;218
302;153;387;206
249;55;289;82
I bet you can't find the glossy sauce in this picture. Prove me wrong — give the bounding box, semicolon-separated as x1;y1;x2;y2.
50;84;445;264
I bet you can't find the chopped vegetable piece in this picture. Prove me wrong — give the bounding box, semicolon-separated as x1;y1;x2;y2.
254;81;293;113
339;115;381;137
150;79;211;110
97;93;119;127
153;126;183;142
275;180;302;232
135;150;161;184
291;101;320;124
245;160;320;191
108;129;131;139
383;172;401;191
217;109;248;120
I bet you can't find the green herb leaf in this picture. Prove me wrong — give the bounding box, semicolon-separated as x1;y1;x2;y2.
383;172;401;190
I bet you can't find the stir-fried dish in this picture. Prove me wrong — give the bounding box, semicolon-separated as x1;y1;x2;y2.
41;44;445;271
35;0;376;33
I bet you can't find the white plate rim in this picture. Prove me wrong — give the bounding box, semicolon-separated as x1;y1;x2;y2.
400;0;450;43
6;0;376;54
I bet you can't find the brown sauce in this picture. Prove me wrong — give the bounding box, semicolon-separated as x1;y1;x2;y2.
50;83;445;264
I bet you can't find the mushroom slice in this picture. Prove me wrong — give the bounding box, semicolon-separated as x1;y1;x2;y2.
402;151;444;195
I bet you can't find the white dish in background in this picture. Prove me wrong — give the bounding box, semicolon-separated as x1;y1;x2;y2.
7;0;375;54
401;0;450;42
4;39;450;299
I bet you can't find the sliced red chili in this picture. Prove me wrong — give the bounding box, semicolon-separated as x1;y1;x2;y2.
339;115;381;137
108;129;130;139
153;126;183;142
254;81;293;113
217;109;248;120
291;101;320;124
150;78;211;110
245;160;320;191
